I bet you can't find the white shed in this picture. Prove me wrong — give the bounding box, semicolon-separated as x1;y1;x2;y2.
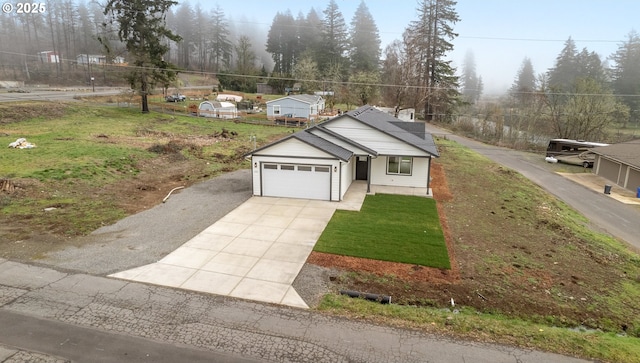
198;101;238;119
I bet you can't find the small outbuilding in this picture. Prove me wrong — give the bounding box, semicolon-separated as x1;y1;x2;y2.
592;139;640;193
198;101;238;119
266;94;325;121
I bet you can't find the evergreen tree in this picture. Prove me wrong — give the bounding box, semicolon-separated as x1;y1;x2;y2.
510;57;537;104
208;5;232;73
319;0;349;76
298;8;323;59
403;0;460;121
460;50;481;104
266;11;298;75
102;0;181;113
349;1;381;73
611;30;640;125
548;37;578;91
172;3;195;69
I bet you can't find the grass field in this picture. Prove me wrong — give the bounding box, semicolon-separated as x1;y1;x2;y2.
0;102;291;239
314;194;450;269
318;139;640;363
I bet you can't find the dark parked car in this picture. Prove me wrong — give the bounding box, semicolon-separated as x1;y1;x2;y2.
165;94;186;102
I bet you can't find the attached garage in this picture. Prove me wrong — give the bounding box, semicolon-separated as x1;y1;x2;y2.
261;163;331;200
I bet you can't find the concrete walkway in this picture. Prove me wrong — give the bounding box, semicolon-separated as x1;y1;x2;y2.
111;182;430;308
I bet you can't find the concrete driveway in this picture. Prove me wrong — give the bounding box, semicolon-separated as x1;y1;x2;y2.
110;182;431;308
110;183;369;308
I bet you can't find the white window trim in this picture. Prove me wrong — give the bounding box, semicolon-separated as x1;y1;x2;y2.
387;156;413;176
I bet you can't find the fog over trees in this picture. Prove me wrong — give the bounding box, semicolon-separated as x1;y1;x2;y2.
1;0;640;134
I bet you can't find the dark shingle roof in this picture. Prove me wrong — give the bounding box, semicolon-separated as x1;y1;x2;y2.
247;130;353;161
266;94;323;105
246;105;439;160
291;130;353;161
592;139;640;168
344;105;439;157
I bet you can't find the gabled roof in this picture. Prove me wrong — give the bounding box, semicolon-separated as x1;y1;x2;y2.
246;105;439;160
592;139;640;168
248;130;353;162
266;94;323;105
313;125;378;156
338;105;439;157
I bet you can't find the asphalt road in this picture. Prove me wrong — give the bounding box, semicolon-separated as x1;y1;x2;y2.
425;124;640;251
0;259;591;363
0;310;260;363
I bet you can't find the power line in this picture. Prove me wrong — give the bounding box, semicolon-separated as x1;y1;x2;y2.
3;49;640;99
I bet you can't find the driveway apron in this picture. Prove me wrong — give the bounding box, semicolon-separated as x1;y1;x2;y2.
110;182;371;308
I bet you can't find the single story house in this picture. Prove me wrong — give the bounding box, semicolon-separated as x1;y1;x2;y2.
266;95;325;121
76;54;125;65
245;105;439;201
38;51;60;63
592;139;640;193
198;101;238;119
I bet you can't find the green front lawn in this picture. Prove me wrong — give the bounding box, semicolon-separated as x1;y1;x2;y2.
314;194;450;269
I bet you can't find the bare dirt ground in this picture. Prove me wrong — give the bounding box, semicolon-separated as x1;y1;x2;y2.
1;103;638;337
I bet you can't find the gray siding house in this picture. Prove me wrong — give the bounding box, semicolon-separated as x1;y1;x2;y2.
266;95;325;121
592;139;640;193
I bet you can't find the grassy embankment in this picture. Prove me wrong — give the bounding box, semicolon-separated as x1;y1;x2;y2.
317;139;640;363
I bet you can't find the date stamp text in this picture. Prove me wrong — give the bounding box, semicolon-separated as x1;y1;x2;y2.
2;2;47;14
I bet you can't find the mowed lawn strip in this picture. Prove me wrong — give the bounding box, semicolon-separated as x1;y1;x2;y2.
314;194;450;269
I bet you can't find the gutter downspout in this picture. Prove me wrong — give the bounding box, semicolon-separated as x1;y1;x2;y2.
426;156;432;196
367;155;372;193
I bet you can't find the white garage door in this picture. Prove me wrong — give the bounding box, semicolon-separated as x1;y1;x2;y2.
262;163;331;200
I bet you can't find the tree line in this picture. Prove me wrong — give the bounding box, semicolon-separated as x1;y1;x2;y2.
478;33;640;144
2;0;640;140
0;0;461;119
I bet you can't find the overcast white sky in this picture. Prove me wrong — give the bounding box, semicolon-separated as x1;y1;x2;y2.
197;0;639;95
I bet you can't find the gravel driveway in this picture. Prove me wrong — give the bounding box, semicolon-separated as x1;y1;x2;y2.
41;169;254;275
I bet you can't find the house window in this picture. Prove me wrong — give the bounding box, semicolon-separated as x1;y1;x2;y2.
387;156;412;175
273;105;281;115
280;164;294;171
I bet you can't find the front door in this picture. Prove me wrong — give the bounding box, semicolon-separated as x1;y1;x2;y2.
356;157;368;180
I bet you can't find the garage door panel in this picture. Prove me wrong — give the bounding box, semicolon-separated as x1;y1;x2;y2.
262;163;331;200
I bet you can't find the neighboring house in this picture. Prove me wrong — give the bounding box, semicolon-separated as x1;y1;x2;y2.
256;83;275;95
266;95;325;121
592;139;640;193
38;51;60;63
246;105;439;201
375;106;416;122
198;101;238;119
76;54;125;65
